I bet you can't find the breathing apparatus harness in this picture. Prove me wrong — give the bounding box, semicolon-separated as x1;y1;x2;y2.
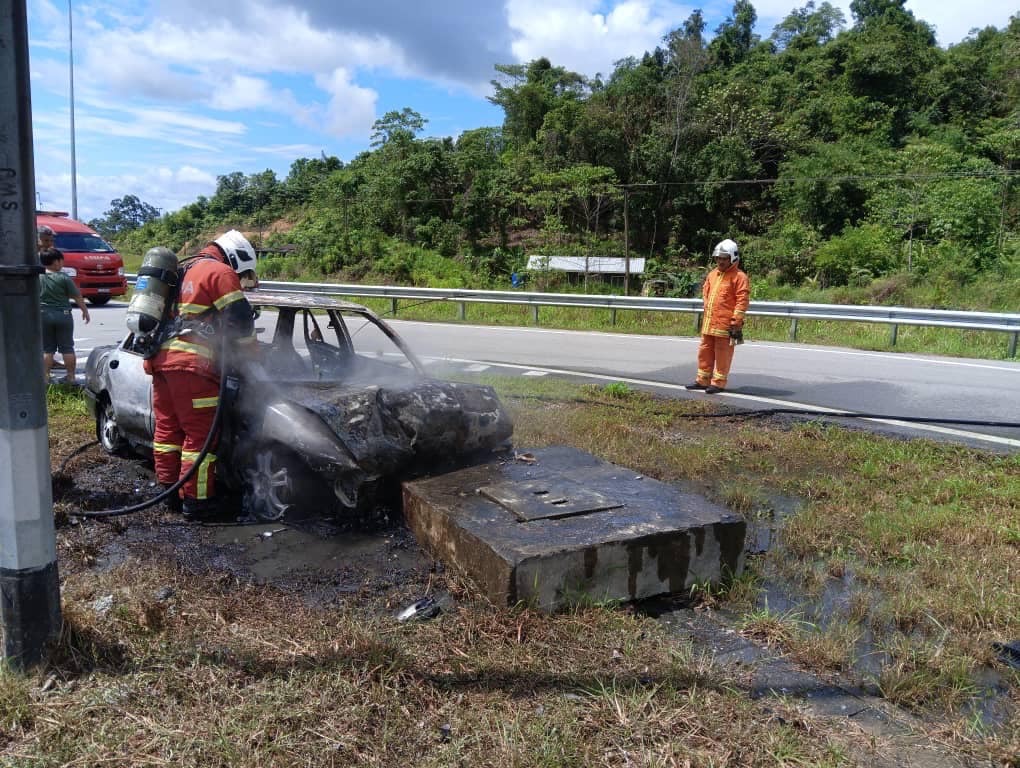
71;253;240;519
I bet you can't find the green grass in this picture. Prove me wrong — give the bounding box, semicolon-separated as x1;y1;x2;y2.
343;295;1016;360
499;379;1018;736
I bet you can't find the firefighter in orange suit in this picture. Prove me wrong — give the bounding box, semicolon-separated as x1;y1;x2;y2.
145;230;258;519
685;239;749;394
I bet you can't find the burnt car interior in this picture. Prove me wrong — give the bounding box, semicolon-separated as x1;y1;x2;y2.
251;306;417;385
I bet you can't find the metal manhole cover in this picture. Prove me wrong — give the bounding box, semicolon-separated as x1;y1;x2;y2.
478;477;624;521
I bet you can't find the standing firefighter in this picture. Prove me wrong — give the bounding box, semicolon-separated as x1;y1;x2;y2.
685;239;749;394
145;230;258;519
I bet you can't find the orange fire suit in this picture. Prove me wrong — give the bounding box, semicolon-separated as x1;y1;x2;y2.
145;249;253;502
694;264;750;389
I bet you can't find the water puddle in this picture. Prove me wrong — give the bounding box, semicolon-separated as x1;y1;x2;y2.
652;484;1016;732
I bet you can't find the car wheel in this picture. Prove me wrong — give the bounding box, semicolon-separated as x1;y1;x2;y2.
87;296;111;306
96;397;127;454
243;446;328;522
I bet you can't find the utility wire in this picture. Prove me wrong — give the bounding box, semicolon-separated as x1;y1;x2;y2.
306;169;1018;207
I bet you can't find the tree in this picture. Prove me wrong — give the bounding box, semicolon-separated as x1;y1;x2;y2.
370;108;427;147
710;0;759;68
88;195;161;239
771;1;846;50
209;172;247;217
489;58;589;148
285;154;343;203
664;11;711;171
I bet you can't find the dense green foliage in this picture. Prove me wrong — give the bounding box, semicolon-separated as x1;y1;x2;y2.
112;2;1019;307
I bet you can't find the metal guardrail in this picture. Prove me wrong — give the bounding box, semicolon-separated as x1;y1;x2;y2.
128;276;1020;357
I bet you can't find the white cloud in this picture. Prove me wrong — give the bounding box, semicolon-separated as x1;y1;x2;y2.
507;0;692;78
904;0;1016;44
208;75;277;111
250;143;328;158
751;0;1017;45
36;165;218;221
314;68;379;139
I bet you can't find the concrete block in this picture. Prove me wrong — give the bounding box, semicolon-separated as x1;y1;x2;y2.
403;446;746;611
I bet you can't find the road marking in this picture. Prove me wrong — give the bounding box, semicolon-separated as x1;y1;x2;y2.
522;370;548;377
430;355;1020;450
464;363;490;372
750;343;1020;373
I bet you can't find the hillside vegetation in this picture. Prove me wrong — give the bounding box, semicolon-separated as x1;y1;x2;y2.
99;0;1020;311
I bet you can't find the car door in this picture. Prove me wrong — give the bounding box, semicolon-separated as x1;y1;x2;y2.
107;335;155;442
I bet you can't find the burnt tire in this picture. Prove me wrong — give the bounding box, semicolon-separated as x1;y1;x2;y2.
96;397;127;455
242;446;330;522
87;296;111;306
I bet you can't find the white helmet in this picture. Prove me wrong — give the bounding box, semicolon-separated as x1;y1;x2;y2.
712;238;739;264
213;229;257;276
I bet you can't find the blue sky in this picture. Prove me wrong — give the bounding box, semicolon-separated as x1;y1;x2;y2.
26;0;1018;222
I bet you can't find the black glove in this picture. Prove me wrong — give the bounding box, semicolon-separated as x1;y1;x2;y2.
728;325;744;344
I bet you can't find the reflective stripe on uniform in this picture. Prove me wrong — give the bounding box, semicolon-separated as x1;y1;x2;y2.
178;302;211;315
213;290;244;310
192;396;219;408
182;450;217;500
702;281;718;335
161;338;215;359
153;441;183;454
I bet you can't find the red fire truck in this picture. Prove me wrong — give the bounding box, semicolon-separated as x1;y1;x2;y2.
36;211;128;305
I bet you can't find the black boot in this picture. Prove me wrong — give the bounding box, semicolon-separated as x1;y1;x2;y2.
161;486;183;513
182;497;222;522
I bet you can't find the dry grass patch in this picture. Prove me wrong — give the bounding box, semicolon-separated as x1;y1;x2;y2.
1;560;859;767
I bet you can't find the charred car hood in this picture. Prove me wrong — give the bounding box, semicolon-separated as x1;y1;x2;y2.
253;378;513;480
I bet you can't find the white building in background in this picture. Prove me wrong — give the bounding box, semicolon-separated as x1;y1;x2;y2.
525;255;646;275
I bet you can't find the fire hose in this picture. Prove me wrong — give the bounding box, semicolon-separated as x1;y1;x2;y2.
61;337;235;519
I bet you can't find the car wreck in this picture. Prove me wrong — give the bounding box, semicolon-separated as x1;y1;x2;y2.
84;292;513;522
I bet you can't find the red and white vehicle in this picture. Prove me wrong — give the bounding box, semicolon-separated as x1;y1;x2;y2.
36;211;128;306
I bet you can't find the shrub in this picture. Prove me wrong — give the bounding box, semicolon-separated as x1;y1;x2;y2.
813;224;897;287
748;220;820;285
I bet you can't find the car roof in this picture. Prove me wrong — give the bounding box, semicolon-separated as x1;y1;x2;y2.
36;212;97;234
246;290;373;314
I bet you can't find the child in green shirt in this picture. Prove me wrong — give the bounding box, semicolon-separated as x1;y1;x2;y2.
39;247;90;383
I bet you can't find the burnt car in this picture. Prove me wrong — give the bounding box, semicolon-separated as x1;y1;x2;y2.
84;292;513;522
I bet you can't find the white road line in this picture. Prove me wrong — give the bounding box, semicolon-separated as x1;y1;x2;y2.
429;355;1020;450
522;370;548;377
464;363;490;372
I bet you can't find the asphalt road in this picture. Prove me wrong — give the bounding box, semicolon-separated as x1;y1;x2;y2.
74;302;1020;451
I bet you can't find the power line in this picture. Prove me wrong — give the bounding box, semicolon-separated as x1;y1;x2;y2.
303;169;1018;205
621;169;1020;188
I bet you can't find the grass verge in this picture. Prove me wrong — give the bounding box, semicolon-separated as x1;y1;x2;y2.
342;295;1019;361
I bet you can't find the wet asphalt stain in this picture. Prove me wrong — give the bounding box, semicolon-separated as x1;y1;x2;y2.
53;451;436;610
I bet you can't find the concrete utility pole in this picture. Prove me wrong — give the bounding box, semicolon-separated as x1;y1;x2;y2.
0;0;63;669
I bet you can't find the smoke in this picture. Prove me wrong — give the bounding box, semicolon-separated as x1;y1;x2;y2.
229;301;511;519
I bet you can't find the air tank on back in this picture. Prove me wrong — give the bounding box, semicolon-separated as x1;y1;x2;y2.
126;246;178;335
